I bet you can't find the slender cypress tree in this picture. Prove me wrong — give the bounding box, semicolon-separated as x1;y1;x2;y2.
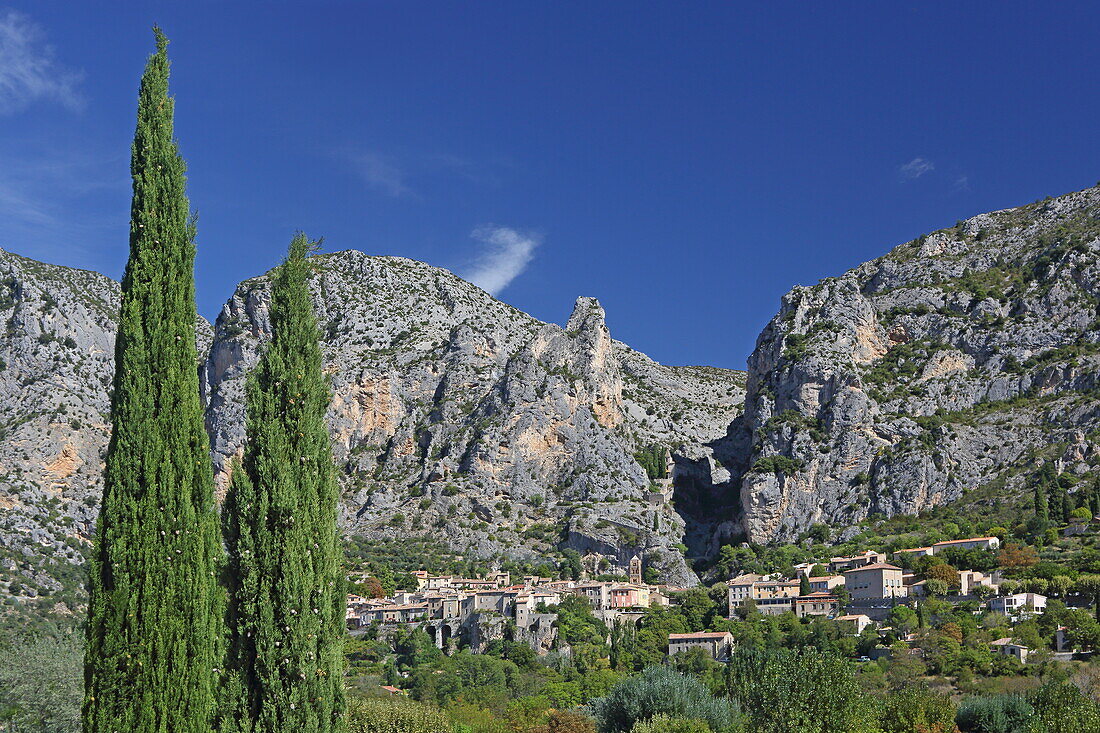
223;233;346;732
1034;473;1050;525
84;28;220;733
1053;479;1071;524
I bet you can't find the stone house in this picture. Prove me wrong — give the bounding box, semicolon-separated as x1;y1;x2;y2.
835;614;874;635
930;536;1000;554
828;551;886;573
794;592;840;618
843;563;907;600
668;631;734;661
808;575;845;593
988;593;1047;619
991;638;1030;663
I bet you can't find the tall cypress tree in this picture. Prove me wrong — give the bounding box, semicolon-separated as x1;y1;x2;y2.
84;28;220;733
223;233;346;732
1034;470;1051;524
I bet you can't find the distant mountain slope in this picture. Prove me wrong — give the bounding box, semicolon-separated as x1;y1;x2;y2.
205;252;746;586
0;248;746;611
8;182;1099;612
732;184;1100;542
0;249;118;609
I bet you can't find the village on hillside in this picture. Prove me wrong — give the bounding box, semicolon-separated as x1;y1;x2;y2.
346;532;1097;669
347;555;677;655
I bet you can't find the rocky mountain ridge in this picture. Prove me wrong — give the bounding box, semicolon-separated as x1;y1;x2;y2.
730;184;1100;543
205;252;745;586
4;182;1100;613
0;249;744;607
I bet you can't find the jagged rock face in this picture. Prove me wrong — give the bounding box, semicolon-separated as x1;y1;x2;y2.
0;249;118;598
205;253;745;586
21;184;1099;597
736;185;1100;542
0;246;743;602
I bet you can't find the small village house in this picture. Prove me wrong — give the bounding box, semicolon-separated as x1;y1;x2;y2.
990;638;1031;663
668;631;734;661
988;593;1047;620
843;563;907;599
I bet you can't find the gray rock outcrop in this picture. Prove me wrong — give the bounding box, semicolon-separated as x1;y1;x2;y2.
0;249;745;607
732;185;1100;542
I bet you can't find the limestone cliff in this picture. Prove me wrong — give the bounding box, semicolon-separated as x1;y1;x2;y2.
204;253;745;586
733;184;1100;542
9;182;1099;610
0;247;746;610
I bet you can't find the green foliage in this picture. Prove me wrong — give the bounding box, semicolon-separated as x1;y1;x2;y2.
937;547;998;573
879;685;956;733
711;542;814;579
558;550;583;581
726;648;879;733
553;596;610;648
782;332;810;362
951;264;1025;303
633;444;668;481
83;28;222;733
588;666;740;733
345;537;462;592
1070;506;1092;521
533;710;598;733
222;234;346;731
0;628;82;732
763;410;827;444
391;627;445;671
671;588;718;631
407;651;525;709
628;714;712;733
955;694;1035;733
864;340;944;388
1028;680;1100;732
346;696;453;733
631;607;690;670
750;455;803;474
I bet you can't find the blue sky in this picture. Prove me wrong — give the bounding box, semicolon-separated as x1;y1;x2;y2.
1;2;1098;369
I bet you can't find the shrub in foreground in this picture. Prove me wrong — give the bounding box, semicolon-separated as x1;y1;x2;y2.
880;685;958;733
589;665;740;732
727;647;879;733
955;694;1035;733
531;710;599;733
0;630;82;733
630;714;713;732
346;696;452;733
1029;680;1100;732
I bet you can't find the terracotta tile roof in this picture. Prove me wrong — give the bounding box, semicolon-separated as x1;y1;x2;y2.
669;632;732;640
844;563;901;572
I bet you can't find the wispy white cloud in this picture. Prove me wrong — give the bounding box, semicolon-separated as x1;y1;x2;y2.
898;157;935;180
427;153;505;186
0;144;127;266
0;9;83;114
351;151;411;197
345;149;512;199
954;174;970;191
463;225;540;296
